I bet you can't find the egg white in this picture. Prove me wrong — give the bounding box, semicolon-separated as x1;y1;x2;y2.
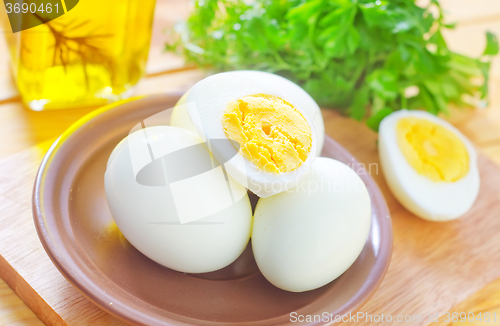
174;71;320;197
170;90;196;133
379;110;480;221
252;157;371;292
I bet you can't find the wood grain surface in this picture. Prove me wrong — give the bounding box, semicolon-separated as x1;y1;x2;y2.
1;0;500;325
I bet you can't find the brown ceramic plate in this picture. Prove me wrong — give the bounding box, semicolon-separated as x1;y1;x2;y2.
33;94;392;326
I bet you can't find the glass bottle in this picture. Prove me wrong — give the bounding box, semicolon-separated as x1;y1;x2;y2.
1;0;156;110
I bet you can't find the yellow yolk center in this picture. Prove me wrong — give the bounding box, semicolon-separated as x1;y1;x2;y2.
221;94;312;173
396;117;469;182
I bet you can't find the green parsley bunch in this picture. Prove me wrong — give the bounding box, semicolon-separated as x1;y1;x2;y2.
167;0;498;130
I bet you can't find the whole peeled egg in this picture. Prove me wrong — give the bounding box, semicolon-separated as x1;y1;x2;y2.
171;71;324;198
379;110;480;221
105;126;253;273
252;157;371;292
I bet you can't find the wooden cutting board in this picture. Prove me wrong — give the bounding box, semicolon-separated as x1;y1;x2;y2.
1;106;500;326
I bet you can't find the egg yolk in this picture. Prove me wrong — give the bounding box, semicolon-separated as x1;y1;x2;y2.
396;117;469;182
222;94;312;173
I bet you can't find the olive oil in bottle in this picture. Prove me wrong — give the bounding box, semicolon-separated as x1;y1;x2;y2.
1;0;156;110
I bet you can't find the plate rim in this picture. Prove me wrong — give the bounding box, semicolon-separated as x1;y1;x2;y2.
32;94;393;326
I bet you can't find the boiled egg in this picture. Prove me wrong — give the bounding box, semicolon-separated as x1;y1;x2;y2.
171;71;323;197
105;126;253;273
379;110;480;221
252;157;371;292
171;71;325;155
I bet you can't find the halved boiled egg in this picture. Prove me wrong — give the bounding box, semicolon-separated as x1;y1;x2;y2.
379;110;480;221
171;71;322;197
171;71;325;155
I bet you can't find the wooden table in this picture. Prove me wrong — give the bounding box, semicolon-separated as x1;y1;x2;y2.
1;0;500;325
